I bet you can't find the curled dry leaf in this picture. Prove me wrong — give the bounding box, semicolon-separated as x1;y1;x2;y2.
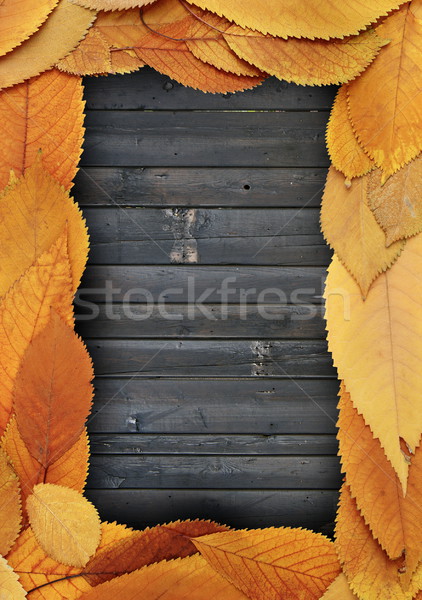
189;0;404;39
347;2;422;179
0;0;58;57
0;0;96;91
320;166;404;298
0;69;85;191
0;232;74;434
225;26;386;86
324;241;422;490
27;483;101;568
193;527;340;600
320;574;358;599
326;86;374;180
338;384;422;577
0;448;22;556
0;556;27;600
368;156;422;245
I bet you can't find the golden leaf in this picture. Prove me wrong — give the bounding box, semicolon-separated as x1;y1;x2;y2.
189;0;404;39
225;26;385;86
0;0;58;57
192;527;340;600
368;156;422;245
84;519;230;585
320;166;404;298
77;554;249;599
338;384;422;576
320;574;358;599
0;0;96;91
0;159;88;295
0;449;21;556
108;48;145;74
347;2;422;178
27;484;101;568
324;241;422;489
326;86;374;180
0;556;26;600
0;232;74;434
57;28;112;75
74;0;156;9
0;69;85;191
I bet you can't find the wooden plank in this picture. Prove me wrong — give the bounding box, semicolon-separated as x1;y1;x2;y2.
89;433;338;455
88;378;339;434
81;111;330;168
87;455;341;489
86;339;334;378
73;167;328;208
84;68;337;111
76;303;325;339
85;489;338;530
82;207;331;266
80;266;326;303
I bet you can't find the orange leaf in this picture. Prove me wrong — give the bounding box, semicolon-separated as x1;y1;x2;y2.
320;574;358;599
338;384;422;576
347;2;422;178
14;311;93;468
84;519;230;585
0;159;88;296
108;48;145;74
0;448;22;556
0;556;26;599
0;232;74;435
0;0;96;91
75;0;156;8
0;69;85;190
193;527;340;600
225;25;385;86
189;0;404;39
320;166;404;298
326;86;374;180
0;0;58;57
57;28;112;75
77;554;249;599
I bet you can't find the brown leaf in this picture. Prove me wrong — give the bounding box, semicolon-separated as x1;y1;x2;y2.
0;449;21;556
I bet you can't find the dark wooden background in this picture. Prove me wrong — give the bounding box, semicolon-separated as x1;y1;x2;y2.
73;68;340;533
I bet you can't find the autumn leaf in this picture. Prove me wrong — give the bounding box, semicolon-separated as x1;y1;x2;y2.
0;449;22;556
188;0;405;39
324;240;422;489
0;556;26;600
57;28;112;75
27;484;101;568
0;0;96;91
326;86;374;180
368;156;422;245
0;69;85;191
320;166;404;298
347;2;422;179
225;26;386;86
320;574;358;599
108;48;145;73
338;384;422;576
78;554;249;599
14;311;93;468
84;519;230;585
0;0;58;58
74;0;157;9
0;159;88;295
0;232;74;434
193;527;340;600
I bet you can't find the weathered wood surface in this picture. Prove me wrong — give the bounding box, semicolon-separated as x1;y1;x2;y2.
77;69;339;532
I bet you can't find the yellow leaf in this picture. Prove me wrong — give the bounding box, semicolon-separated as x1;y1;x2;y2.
338;384;422;576
324;240;422;489
74;0;156;9
0;0;96;91
0;160;88;296
77;554;249;599
57;28;112;75
189;0;405;39
0;0;58;57
320;166;404;298
0;232;74;434
320;574;358;599
193;527;340;600
326;86;374;180
0;449;21;556
0;69;85;191
27;483;101;568
108;48;145;74
225;26;385;86
0;556;26;600
368;156;422;245
347;3;422;178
